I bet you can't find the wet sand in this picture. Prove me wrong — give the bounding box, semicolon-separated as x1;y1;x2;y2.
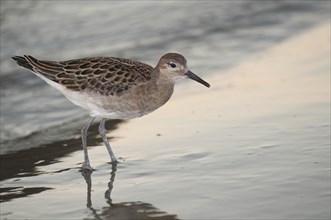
1;21;330;219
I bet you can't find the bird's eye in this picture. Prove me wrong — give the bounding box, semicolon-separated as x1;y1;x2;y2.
169;63;176;68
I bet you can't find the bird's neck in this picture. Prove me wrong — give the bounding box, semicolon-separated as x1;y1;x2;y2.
151;69;175;90
146;69;175;106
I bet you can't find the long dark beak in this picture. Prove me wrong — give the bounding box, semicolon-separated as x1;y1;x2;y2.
185;70;210;88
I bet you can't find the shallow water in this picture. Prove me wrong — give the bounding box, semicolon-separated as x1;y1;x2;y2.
0;2;330;220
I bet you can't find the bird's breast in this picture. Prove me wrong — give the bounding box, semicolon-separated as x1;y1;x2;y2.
79;81;175;119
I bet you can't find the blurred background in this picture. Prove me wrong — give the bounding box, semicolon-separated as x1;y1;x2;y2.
0;1;330;219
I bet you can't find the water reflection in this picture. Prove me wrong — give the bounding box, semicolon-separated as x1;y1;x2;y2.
0;119;123;208
81;164;179;220
0;186;53;203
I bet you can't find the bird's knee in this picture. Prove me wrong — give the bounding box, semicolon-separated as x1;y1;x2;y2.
81;126;88;135
98;124;106;135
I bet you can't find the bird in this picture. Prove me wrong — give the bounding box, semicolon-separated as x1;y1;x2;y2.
12;53;210;170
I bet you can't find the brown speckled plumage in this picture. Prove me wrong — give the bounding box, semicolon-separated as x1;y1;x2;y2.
12;55;153;96
12;53;210;119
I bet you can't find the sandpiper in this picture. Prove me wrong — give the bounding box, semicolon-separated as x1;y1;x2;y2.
12;53;210;170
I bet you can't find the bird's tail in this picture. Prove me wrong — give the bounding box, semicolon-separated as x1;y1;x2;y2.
12;55;34;71
11;55;65;84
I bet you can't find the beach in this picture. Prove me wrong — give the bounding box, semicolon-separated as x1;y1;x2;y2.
0;1;331;220
1;15;330;220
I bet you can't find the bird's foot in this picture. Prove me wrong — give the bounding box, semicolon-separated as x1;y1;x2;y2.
81;162;94;171
110;157;119;164
108;161;119;165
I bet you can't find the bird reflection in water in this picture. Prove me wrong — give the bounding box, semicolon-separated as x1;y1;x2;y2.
81;164;179;220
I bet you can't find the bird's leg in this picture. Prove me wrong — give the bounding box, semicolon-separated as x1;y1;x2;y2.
98;118;118;163
81;117;96;170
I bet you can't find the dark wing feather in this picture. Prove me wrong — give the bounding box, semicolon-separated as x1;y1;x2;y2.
12;55;154;95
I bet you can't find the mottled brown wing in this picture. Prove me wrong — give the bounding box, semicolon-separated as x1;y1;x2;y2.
13;55;153;96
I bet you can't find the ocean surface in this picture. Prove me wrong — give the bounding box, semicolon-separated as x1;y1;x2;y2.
0;1;330;220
